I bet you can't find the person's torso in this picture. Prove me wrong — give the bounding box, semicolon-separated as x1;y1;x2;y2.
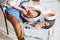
6;0;22;7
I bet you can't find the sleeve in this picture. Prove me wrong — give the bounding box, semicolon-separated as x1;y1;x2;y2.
7;0;17;6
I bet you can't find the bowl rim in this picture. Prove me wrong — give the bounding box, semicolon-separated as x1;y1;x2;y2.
43;10;56;17
21;10;41;18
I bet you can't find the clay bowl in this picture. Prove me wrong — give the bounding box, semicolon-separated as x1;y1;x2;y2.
44;10;56;20
22;10;41;22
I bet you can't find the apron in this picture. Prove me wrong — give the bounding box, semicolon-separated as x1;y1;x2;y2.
6;1;26;23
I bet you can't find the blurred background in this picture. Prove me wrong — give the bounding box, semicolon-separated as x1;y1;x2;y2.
0;0;60;40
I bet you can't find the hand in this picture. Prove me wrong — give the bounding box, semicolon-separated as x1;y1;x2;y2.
22;9;27;15
27;10;38;18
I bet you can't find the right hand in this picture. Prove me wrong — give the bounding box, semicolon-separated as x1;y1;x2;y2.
22;9;28;15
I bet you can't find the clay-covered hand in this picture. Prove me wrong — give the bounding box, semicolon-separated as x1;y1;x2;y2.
27;10;38;18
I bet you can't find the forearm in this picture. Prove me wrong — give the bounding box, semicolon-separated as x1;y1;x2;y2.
11;5;27;15
12;5;23;11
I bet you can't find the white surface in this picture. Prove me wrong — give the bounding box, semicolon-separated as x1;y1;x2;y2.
24;28;49;40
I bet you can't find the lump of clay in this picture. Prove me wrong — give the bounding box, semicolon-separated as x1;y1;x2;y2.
27;10;38;18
